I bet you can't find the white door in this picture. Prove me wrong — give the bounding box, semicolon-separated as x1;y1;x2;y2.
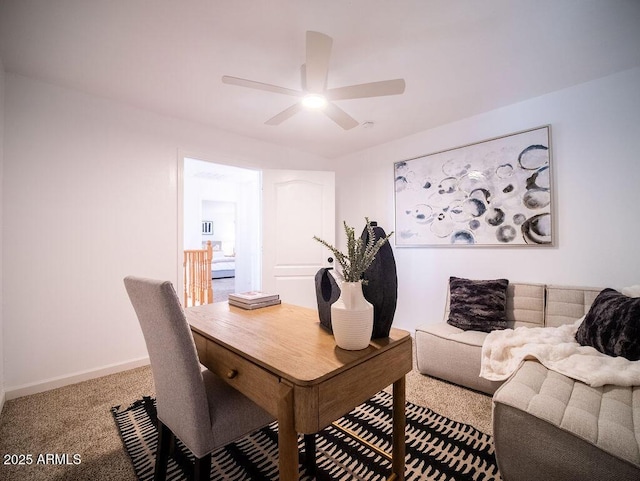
262;170;335;308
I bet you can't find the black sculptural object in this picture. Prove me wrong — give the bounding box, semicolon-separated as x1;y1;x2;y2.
314;258;341;332
361;221;398;338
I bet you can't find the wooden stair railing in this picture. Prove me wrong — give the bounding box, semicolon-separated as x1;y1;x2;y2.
183;240;213;307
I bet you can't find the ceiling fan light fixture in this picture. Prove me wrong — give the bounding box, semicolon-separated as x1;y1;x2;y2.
223;31;405;129
301;93;327;110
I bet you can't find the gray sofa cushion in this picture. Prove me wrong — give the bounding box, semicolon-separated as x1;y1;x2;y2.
575;288;640;361
415;323;503;395
493;360;640;481
416;282;545;395
446;276;509;332
544;284;601;327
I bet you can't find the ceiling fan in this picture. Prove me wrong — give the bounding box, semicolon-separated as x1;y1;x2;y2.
222;31;406;130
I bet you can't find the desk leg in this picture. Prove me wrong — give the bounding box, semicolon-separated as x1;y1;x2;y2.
392;375;406;481
278;381;298;481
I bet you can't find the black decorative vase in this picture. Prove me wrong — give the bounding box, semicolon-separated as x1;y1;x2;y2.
314;266;341;333
361;221;398;338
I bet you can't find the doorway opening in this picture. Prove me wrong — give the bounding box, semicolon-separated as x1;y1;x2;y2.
183;157;261;302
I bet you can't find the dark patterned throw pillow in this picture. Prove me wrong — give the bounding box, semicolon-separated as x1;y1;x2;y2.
575;288;640;361
446;277;509;332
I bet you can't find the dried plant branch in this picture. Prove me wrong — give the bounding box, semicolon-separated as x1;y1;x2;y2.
313;218;393;284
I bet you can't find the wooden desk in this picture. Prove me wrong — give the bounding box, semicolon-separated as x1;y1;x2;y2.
186;302;412;481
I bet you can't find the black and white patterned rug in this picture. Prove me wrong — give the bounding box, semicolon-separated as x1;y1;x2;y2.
112;390;500;480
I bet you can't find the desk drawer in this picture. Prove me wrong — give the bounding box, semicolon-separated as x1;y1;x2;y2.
193;331;279;416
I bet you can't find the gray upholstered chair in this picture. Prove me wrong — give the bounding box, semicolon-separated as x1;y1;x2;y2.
124;276;274;481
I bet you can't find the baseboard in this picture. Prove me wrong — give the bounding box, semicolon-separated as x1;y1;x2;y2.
5;357;150;401
0;389;5;414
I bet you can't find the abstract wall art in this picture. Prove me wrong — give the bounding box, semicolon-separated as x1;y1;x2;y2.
394;126;553;247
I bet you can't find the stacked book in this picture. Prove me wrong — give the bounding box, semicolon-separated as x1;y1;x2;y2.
228;291;281;310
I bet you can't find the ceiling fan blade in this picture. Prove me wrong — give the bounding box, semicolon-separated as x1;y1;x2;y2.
222;76;301;97
300;64;307;92
265;103;303;126
326;79;406;100
305;31;333;93
324;102;359;130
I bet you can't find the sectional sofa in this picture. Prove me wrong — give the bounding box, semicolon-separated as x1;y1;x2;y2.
415;281;640;481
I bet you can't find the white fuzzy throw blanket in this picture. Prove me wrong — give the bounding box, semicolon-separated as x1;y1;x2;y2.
480;318;640;387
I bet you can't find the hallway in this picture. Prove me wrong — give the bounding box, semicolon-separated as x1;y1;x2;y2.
212;277;234;302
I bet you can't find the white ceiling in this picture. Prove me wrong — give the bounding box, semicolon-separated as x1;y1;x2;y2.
1;0;639;159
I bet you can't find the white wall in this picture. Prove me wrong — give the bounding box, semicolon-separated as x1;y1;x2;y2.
202;201;236;252
331;67;640;333
0;59;5;409
2;74;327;396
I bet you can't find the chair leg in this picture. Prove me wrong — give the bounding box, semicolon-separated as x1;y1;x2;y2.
168;431;176;457
194;453;211;481
154;420;172;481
304;433;316;476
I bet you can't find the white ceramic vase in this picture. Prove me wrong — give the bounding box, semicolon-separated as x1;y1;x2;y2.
330;280;374;350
